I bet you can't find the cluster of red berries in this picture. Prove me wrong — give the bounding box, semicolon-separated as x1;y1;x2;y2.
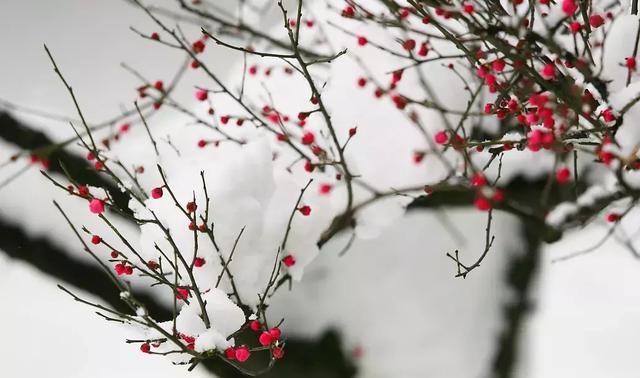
188;222;209;232
180;333;196;350
140;339;167;354
29;154;50;170
136;80;165;110
221;320;285;361
115;262;134;276
470;173;504;211
246;64;296;77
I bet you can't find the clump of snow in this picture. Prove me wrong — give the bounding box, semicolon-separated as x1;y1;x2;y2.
177;288;244;352
546;202;579;227
131;133;337;308
546;186;614;227
576;186;611;208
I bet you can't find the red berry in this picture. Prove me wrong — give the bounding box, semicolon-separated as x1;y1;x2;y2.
282;255;296;267
91;235;102;245
78;185;90;197
569;21;582;33
115;263;126;275
302;132;315;145
601;111;615;124
402;39;416;51
186;201;197;213
484;73;497;86
589;14;604;28
463;3;474;13
357;36;368;46
250;320;262;331
492;59;505;72
153;80;164;91
556;167;571;183
194;257;206;267
150;32;160;40
140;343;151;353
562;0;577;15
434;131;448;145
471;174;487;187
298;205;311;216
224;347;236;360
176;287;190;300
89;199;105;214
626;57;637;71
258;332;273;346
272;346;285;359
319;183;332;194
151;187;163;199
607;213;620;223
418;43;429;57
235;346;251;362
541;63;556;80
195;89;208;101
304;161;315;172
269;327;281;339
192;39;205;54
342;6;355;17
474;196;492;211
